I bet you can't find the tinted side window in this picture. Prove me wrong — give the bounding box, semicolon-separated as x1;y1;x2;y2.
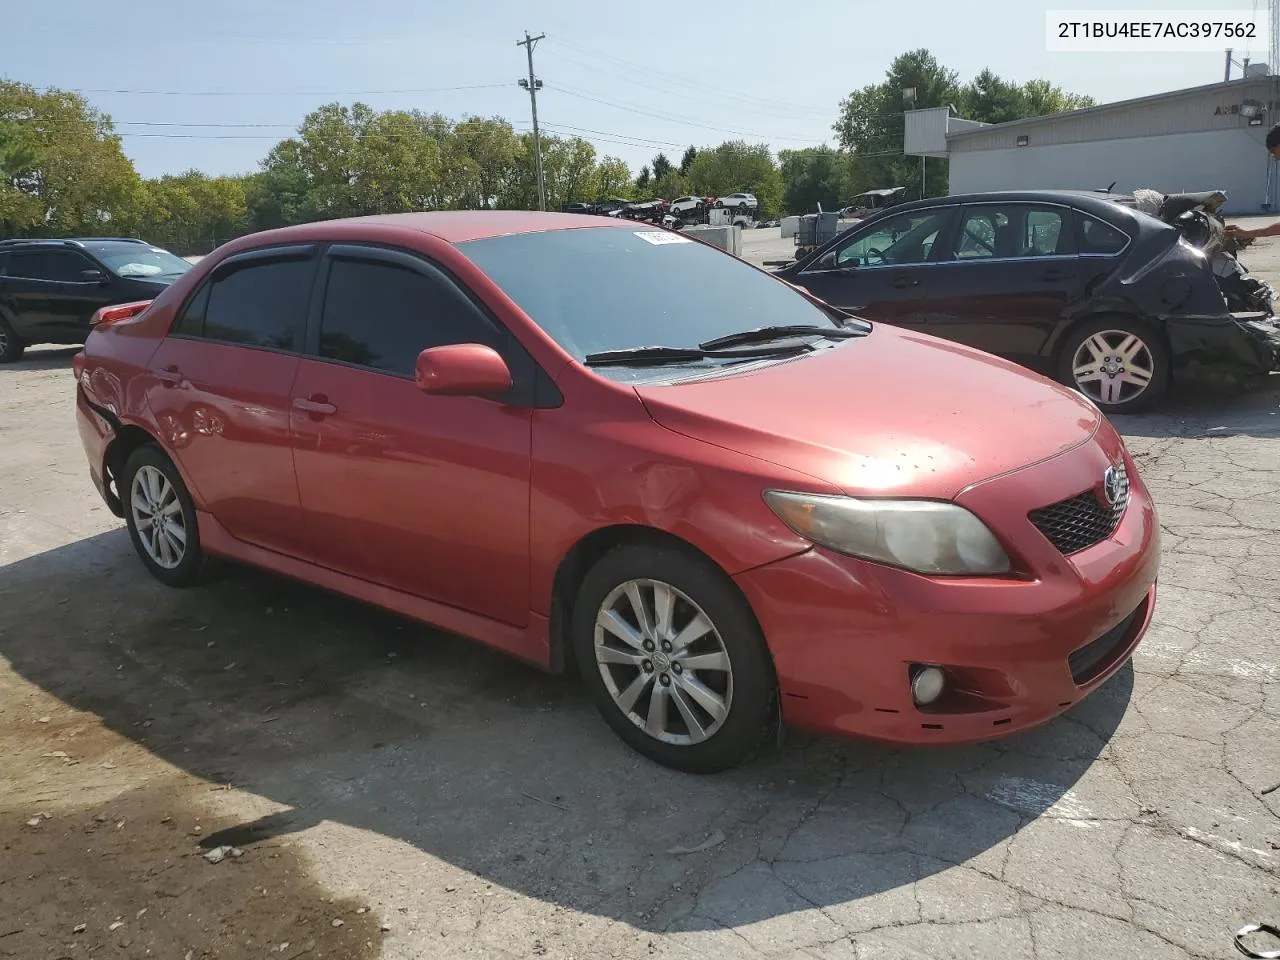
43;251;96;282
951;205;1071;260
6;252;50;280
1076;214;1129;255
835;209;952;267
318;257;497;377
173;283;210;337
187;258;311;350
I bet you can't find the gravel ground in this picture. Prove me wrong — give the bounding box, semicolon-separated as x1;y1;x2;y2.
1;228;1279;960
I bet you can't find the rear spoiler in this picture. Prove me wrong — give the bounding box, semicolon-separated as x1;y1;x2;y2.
90;300;154;326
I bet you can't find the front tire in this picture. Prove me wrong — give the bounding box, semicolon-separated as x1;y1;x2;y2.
572;544;776;773
0;316;25;363
1057;317;1170;415
121;444;207;587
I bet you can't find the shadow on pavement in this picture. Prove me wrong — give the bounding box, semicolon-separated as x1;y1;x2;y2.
2;346;81;372
1113;377;1280;440
0;527;1133;931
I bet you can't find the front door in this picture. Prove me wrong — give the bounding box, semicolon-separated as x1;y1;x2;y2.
145;246;316;558
289;244;533;627
793;206;957;328
923;202;1081;366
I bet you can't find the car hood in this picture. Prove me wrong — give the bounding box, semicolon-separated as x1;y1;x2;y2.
634;326;1102;500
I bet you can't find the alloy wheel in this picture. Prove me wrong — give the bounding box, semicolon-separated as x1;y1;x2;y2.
130;465;187;569
594;578;734;746
1071;330;1156;406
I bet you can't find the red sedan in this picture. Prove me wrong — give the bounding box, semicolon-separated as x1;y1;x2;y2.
72;212;1160;773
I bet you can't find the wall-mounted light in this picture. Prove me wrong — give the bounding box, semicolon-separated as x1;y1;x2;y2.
1016;135;1030;147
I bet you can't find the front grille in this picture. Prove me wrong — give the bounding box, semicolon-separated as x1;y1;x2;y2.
1068;599;1145;685
1029;465;1129;555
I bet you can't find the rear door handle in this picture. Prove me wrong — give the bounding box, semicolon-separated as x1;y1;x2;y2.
293;396;336;415
1039;269;1073;282
152;367;183;385
892;277;920;289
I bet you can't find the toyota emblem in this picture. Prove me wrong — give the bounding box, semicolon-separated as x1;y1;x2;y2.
1102;464;1124;506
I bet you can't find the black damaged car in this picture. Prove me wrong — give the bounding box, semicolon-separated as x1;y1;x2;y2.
774;190;1280;414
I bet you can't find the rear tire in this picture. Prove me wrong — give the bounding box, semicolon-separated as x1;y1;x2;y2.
1056;317;1170;415
121;444;208;588
0;316;25;363
571;543;776;774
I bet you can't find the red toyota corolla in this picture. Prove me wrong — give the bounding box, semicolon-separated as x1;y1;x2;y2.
72;212;1160;773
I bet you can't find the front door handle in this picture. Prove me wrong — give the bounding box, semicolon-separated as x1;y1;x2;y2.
152;367;183;385
892;277;920;289
293;396;336;415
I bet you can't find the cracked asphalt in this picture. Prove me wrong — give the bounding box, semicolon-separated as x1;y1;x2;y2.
2;234;1279;958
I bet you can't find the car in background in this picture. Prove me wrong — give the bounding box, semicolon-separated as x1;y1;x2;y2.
73;211;1158;773
0;237;191;362
714;193;757;212
669;195;707;217
774;190;1280;414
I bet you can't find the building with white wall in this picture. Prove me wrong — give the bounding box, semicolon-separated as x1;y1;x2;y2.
904;76;1280;214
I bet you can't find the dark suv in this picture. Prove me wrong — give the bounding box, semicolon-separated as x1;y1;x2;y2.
0;238;192;362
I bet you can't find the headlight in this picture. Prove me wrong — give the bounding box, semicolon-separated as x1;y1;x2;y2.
764;491;1011;576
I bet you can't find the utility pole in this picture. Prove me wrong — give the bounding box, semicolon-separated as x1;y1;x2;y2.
1225;48;1233;82
517;31;547;211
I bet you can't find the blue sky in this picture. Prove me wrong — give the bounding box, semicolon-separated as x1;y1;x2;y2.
1;0;1265;179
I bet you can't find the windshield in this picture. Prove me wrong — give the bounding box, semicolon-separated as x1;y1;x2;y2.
457;227;845;368
87;243;192;279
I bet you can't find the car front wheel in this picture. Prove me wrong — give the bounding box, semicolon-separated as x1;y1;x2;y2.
572;543;776;773
0;316;25;363
121;444;207;587
1057;317;1170;414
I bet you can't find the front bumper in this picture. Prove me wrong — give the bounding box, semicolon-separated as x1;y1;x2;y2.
734;427;1160;745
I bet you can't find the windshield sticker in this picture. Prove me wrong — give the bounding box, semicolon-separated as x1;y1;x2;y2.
635;231;692;245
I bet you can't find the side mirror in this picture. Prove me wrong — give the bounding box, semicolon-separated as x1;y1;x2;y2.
415;344;512;397
81;269;108;284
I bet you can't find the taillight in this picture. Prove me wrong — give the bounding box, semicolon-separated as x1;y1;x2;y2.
90;300;153;326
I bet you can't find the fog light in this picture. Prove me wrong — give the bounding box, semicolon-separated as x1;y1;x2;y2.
911;666;946;706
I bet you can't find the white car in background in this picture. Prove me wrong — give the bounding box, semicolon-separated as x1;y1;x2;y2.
714;193;757;212
669;196;706;216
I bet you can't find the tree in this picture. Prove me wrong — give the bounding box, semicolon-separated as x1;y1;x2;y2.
651;152;673;183
679;146;697;175
833;51;1096;199
593;157;633;199
779;146;849;215
636;165;651;192
138;171;248;254
686;140;784;218
0;81;143;237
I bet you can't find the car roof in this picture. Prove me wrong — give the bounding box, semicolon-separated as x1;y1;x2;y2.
884;189;1136;216
239;211;632;246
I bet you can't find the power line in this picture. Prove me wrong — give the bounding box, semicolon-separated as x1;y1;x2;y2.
539;46;832;122
547;36;826;115
544;84;826;144
28;82;513;98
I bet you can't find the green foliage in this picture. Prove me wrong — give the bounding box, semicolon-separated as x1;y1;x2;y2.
778;146;851;215
686;141;783;218
137;171;249;254
679;146;697;175
0;80;143;238
834;50;1094;199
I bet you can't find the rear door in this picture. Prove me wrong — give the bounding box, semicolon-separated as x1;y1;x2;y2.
793;205;958;328
289;243;535;625
33;249;111;341
921;201;1081;366
146;245;316;558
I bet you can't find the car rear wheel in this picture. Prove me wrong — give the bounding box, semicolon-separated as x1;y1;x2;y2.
0;316;25;363
122;444;207;587
572;543;776;773
1057;317;1170;414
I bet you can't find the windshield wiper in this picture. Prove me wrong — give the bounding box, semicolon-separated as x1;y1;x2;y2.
697;324;865;351
583;343;811;368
